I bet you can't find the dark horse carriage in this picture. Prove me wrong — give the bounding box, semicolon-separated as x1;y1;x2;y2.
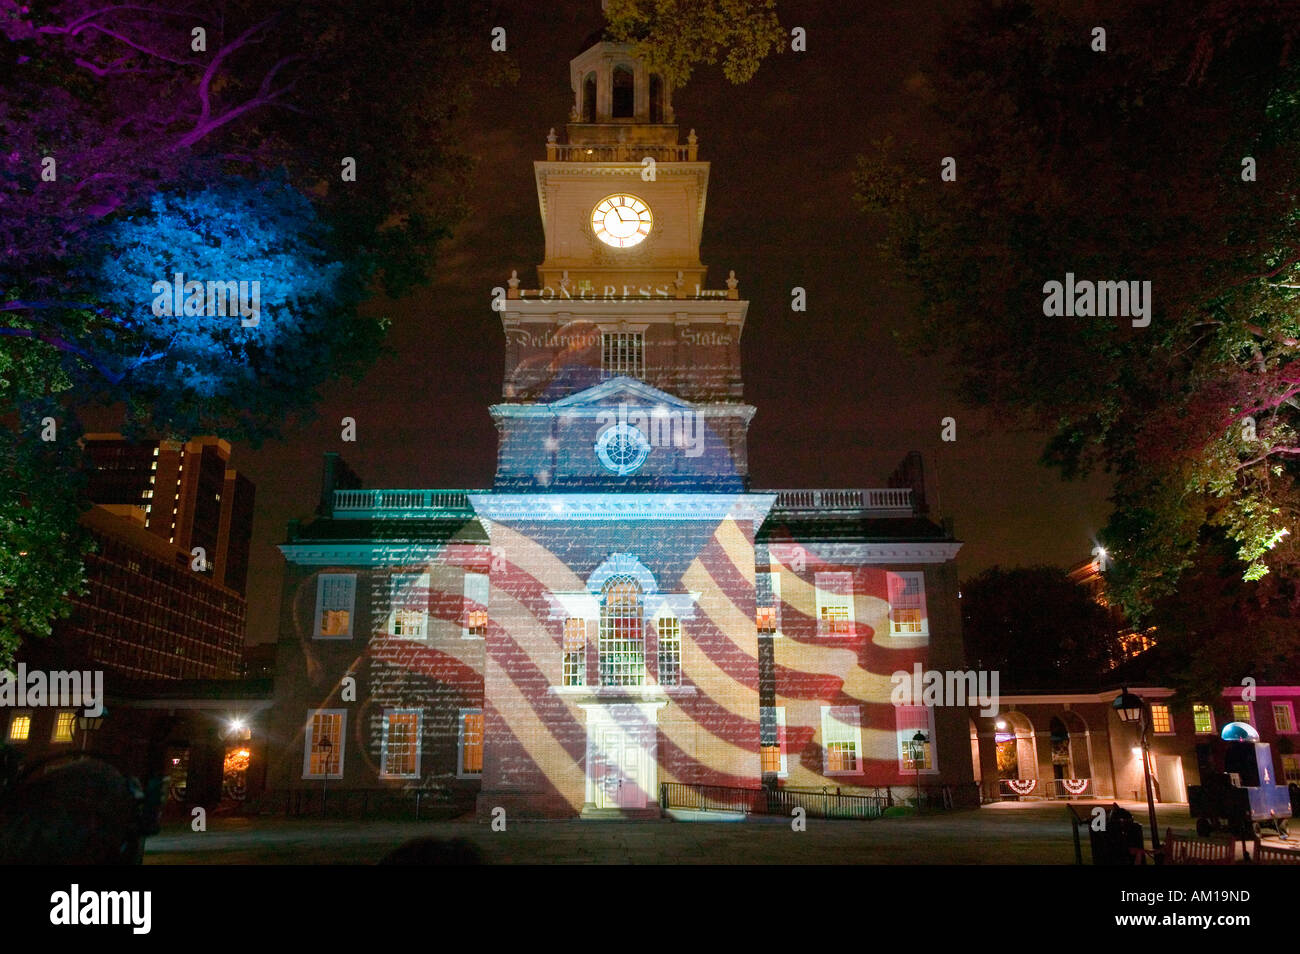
1188;722;1297;839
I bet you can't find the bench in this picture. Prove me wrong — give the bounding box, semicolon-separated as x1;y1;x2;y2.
1253;841;1300;864
1159;828;1237;865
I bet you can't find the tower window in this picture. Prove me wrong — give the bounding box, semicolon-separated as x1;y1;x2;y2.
649;74;664;123
582;72;597;123
612;65;634;118
602;332;643;379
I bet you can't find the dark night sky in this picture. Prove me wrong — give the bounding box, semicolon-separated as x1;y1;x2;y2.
231;0;1114;644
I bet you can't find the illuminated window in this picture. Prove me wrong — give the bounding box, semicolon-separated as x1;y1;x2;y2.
657;616;681;686
821;706;862;775
887;571;928;636
896;705;935;772
1150;704;1173;734
51;711;76;743
599;575;645;686
1232;703;1253;725
601;332;643;378
1273;703;1296;734
756;570;781;635
314;574;356;639
463;571;489;638
388;573;429;639
1282;755;1300;784
1193;704;1215;735
7;712;31;743
459;709;483;777
380;710;421;778
760;706;787;776
814;572;854;636
304;710;344;778
562;618;587;687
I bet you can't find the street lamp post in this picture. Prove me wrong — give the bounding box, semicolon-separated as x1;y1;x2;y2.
912;731;928;814
76;711;105;752
1113;688;1162;863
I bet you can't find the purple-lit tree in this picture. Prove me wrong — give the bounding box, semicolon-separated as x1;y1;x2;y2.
0;0;507;664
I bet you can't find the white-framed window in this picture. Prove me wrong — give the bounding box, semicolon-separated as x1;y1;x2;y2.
1273;702;1297;734
1150;703;1174;734
895;705;938;773
657;616;681;686
463;571;489;639
821;705;862;775
602;331;643;378
814;572;854;636
314;573;356;639
757;570;781;636
388;573;430;639
1231;702;1253;725
51;711;76;744
887;571;929;637
1193;704;1215;735
562;617;587;687
761;705;787;776
458;708;483;777
6;710;32;743
1282;755;1300;784
380;709;421;778
303;709;345;779
599;575;645;686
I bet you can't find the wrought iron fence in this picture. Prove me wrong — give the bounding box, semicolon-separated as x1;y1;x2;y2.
659;782;960;820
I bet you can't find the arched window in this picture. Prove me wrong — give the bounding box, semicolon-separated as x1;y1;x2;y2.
649;74;664;123
599;575;644;685
582;72;597;123
612;65;634;118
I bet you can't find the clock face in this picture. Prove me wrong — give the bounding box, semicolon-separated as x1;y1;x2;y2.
592;194;652;248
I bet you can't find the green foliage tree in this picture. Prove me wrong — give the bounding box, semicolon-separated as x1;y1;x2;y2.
604;0;784;85
855;0;1300;631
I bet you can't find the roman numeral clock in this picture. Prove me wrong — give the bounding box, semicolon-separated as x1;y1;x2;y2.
591;193;653;248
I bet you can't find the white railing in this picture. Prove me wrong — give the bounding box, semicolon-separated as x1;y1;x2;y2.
770;488;914;516
332;489;474;517
548;142;697;162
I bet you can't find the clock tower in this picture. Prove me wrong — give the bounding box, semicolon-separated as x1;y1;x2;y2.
495;30;753;491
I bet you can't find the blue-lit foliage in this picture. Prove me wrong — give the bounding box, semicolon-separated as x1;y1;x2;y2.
88;175;345;400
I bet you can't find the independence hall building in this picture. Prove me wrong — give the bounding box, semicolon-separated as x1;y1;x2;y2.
264;30;972;817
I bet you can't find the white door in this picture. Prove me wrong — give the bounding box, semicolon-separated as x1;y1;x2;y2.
1155;755;1186;803
596;726;646;810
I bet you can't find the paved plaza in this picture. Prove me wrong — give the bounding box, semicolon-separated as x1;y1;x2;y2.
142;801;1220;865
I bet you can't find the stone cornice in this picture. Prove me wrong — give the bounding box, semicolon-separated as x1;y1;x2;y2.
500;298;746;327
277;542;476;566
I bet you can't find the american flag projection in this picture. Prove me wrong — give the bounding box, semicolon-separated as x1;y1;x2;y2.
262;15;968;819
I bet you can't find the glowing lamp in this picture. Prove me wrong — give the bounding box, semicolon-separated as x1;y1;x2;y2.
1220;721;1259;742
1112;689;1144;724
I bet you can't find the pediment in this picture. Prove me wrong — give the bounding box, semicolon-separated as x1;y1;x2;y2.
548;376;694;412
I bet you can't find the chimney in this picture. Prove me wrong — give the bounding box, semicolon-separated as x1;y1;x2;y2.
887;451;929;516
318;453;362;516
